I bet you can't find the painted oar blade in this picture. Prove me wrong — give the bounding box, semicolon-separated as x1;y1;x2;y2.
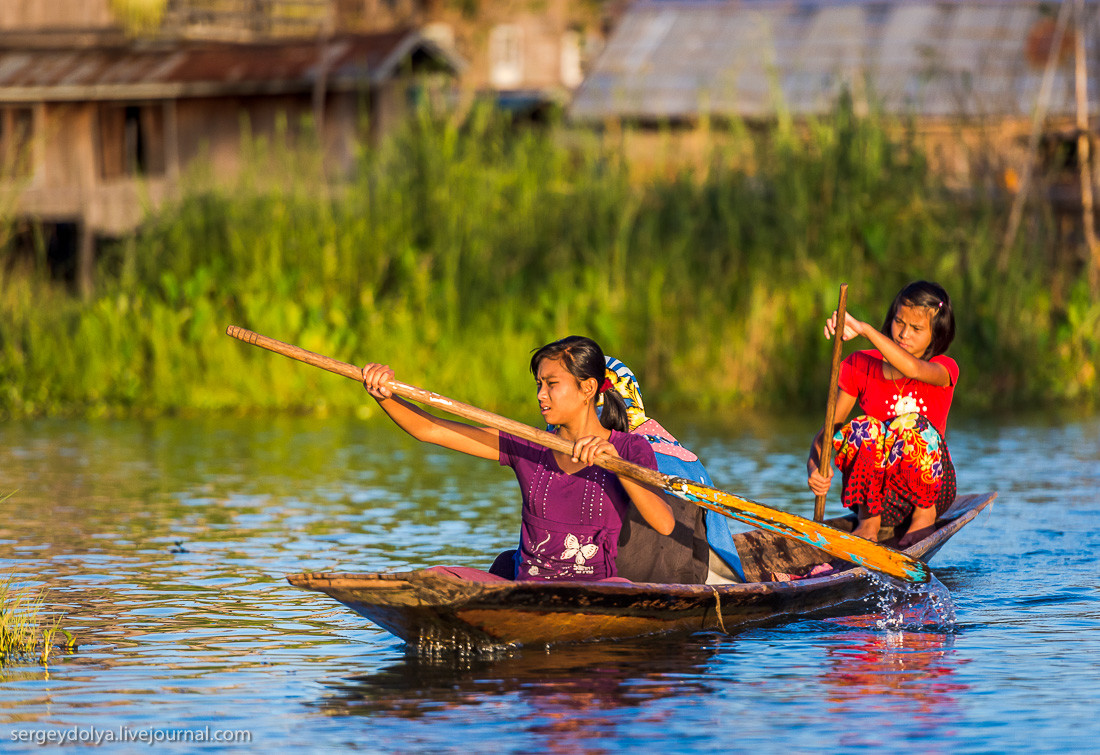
663;477;931;584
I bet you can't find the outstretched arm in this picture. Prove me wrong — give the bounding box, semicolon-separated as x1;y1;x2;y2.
826;311;951;386
362;363;500;461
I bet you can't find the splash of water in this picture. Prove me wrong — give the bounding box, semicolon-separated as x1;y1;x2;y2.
864;571;956;632
414;625;518;659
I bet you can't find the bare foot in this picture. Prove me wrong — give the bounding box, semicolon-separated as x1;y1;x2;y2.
851;518;881;541
897;507;937;549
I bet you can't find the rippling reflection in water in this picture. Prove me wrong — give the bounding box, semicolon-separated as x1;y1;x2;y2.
0;413;1097;752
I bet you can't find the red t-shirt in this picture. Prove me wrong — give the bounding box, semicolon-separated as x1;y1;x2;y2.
837;350;959;437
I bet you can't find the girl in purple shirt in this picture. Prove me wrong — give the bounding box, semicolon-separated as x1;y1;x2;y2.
361;336;673;581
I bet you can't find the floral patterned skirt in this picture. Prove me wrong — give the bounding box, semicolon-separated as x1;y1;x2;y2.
832;413;956;527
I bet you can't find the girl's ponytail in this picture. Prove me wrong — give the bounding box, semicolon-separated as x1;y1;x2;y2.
598;385;630;433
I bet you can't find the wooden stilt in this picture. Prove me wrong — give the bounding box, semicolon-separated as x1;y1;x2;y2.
77;221;94;299
1074;0;1100;294
1000;1;1072;271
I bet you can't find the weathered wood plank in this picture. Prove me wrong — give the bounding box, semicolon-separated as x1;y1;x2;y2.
288;492;997;649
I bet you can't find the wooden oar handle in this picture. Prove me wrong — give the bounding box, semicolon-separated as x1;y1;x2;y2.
225;326;670;488
227;326;363;381
814;284;848;521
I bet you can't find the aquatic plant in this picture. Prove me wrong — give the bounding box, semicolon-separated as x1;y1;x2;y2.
0;573;71;666
0;491;73;668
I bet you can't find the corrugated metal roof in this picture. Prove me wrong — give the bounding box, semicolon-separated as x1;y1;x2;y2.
570;0;1099;121
0;30;463;102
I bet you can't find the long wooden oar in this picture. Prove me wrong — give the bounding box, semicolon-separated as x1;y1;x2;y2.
226;326;930;584
814;283;848;521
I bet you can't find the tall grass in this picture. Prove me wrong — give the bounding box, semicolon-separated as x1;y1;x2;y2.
0;572;70;666
0;102;1097;419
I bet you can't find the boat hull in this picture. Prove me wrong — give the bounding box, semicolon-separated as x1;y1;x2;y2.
288;492;995;650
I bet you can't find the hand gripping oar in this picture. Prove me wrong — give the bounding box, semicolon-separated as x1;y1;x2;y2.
226;326;930;583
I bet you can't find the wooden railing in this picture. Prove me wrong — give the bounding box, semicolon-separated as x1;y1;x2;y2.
162;0;335;40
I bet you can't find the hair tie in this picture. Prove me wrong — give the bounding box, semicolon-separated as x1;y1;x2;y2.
599;378;613;393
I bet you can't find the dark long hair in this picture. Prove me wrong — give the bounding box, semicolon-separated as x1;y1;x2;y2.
880;280;956;358
529;336;629;432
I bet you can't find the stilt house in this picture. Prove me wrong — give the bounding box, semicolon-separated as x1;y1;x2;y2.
0;1;463;293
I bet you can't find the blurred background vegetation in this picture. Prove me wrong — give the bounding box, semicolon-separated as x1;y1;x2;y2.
1;102;1097;421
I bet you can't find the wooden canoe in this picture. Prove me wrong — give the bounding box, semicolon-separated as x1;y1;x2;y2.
288;492;995;651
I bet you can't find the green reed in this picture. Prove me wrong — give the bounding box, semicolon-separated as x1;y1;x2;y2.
0;569;71;666
0;101;1096;419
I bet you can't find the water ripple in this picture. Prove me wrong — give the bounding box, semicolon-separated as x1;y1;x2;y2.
0;414;1097;752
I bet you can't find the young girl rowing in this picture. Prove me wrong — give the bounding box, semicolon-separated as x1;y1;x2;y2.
361;336;674;581
807;281;958;549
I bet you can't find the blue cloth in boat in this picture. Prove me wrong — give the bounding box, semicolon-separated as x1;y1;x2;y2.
633;417;748;582
602;357;749;583
498;429;658;581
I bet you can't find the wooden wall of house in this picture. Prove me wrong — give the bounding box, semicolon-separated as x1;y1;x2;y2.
12;84;385;236
11;101;166;239
172;92;360;179
337;0;607;94
603;114;1085;209
21;103;97;219
0;0;115;30
422;0;604;93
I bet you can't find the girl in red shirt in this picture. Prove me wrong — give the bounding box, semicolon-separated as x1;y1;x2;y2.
807;281;958;548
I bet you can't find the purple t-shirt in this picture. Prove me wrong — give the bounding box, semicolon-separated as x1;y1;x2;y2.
499;430;659;581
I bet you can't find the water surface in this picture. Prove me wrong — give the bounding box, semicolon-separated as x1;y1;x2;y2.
1;412;1097;752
